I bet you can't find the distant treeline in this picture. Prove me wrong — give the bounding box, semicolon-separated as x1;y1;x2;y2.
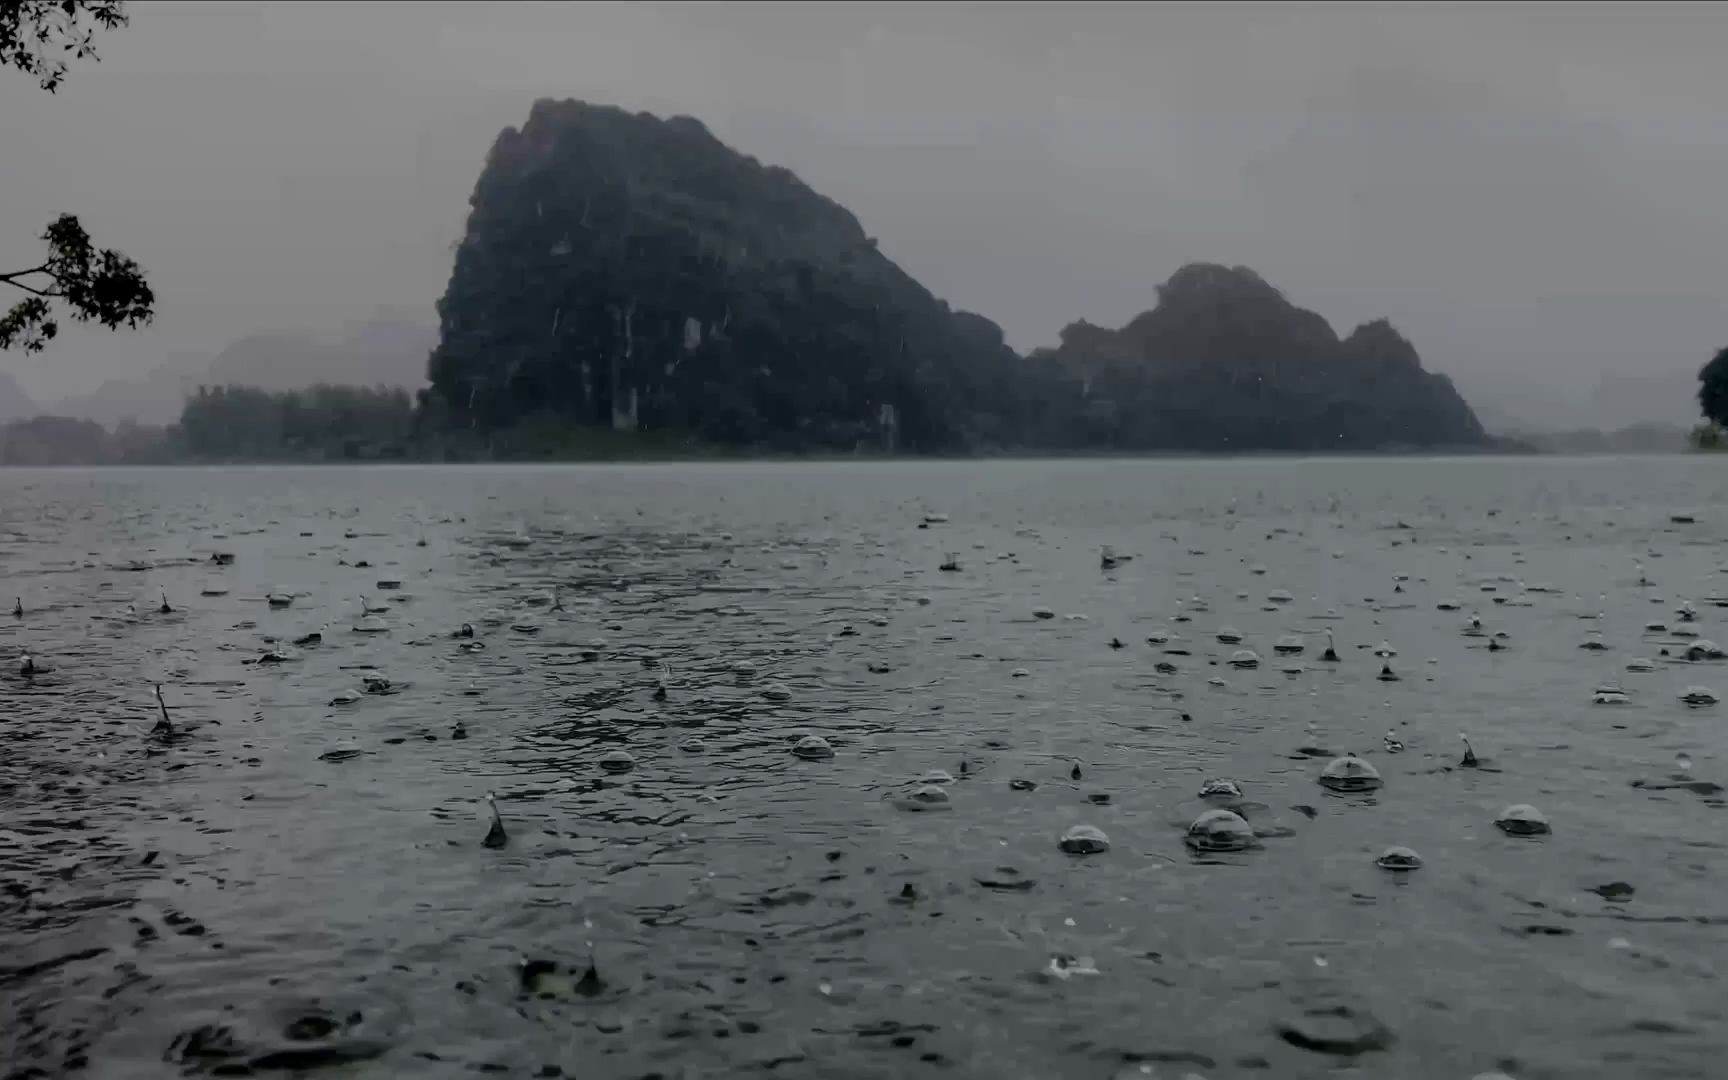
0;384;417;465
1515;422;1692;455
0;381;1702;466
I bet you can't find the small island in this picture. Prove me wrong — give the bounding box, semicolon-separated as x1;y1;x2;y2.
419;99;1490;458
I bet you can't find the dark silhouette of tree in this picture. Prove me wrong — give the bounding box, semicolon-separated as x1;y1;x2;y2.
0;0;153;353
1698;347;1728;428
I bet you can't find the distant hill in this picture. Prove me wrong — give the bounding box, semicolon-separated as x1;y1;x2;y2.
0;369;37;423
46;316;434;427
425;99;1484;453
1461;367;1702;438
1032;263;1487;451
428;98;1039;451
1588;370;1698;429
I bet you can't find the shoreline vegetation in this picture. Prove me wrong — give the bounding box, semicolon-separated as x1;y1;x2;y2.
0;381;1705;467
0;400;1704;468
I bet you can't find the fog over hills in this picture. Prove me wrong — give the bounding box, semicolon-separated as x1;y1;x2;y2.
1460;369;1699;436
0;370;36;423
44;313;433;427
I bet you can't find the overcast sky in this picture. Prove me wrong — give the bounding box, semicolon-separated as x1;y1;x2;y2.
5;1;1726;412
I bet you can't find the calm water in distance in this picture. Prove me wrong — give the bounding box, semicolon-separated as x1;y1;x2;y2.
3;457;1727;1080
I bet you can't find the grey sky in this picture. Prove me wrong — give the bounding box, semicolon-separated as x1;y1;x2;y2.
4;1;1725;417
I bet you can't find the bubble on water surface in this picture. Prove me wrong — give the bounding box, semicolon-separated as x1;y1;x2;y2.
598;749;636;774
1058;824;1110;854
792;735;834;760
1375;845;1422;870
1495;804;1550;836
1318;755;1383;793
1185;809;1256;852
894;785;951;811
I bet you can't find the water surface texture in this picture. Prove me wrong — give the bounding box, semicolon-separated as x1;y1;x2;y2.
4;458;1727;1080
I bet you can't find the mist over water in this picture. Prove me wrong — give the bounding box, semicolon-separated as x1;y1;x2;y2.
5;457;1728;1079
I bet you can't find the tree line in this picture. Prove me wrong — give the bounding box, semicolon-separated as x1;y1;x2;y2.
0;384;417;465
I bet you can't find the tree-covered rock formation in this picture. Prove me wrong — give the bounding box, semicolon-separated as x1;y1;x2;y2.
428;101;1485;454
429;99;1040;452
1030;264;1485;451
1697;345;1728;430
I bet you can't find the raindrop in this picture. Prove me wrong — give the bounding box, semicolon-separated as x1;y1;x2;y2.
897;785;951;811
792;735;834;760
1318;755;1383;793
1375;845;1422;870
1185;809;1256;852
1686;640;1725;662
1198;777;1243;800
1681;686;1719;707
1057;824;1110;854
599;749;637;774
1495;804;1550;836
1459;733;1480;767
482;793;507;849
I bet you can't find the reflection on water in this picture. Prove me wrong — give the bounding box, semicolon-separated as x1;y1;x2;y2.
4;457;1728;1079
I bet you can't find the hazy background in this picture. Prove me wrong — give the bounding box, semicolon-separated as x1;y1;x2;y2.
4;0;1725;431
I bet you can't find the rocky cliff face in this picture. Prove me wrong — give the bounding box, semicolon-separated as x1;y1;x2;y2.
428;102;1484;453
1034;264;1486;451
428;99;1031;451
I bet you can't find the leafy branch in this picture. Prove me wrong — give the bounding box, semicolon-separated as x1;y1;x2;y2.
0;213;153;352
1;2;153;353
0;0;129;92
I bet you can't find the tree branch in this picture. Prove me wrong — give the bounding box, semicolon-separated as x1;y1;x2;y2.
0;265;51;285
0;267;63;300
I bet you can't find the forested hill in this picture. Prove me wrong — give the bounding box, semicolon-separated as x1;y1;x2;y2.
427;99;1049;452
1033;264;1487;451
424;99;1487;453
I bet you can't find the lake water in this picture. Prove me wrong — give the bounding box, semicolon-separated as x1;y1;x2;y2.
3;457;1727;1080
